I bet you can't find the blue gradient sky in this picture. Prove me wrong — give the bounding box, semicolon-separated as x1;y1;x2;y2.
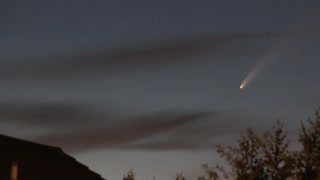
1;0;320;179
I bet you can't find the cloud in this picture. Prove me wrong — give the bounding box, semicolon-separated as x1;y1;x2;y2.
28;110;259;153
0;98;260;153
2;32;284;80
61;31;281;66
0;98;263;153
0;101;117;127
120;114;248;151
30;111;212;153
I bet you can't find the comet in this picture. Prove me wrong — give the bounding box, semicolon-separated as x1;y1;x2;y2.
239;7;320;90
240;57;273;89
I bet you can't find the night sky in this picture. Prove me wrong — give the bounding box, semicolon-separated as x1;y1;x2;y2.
1;0;320;179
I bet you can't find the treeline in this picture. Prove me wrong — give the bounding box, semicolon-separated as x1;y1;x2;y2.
122;111;320;180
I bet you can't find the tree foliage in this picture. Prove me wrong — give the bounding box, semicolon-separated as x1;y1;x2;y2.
200;111;320;180
175;173;187;180
121;111;320;180
297;111;320;179
123;170;135;180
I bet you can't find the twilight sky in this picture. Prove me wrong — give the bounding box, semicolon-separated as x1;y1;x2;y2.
1;0;320;179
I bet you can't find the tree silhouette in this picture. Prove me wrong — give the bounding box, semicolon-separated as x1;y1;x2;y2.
261;120;296;179
123;170;135;180
175;173;187;180
120;111;320;180
201;111;320;180
213;128;266;180
197;164;220;180
297;111;320;179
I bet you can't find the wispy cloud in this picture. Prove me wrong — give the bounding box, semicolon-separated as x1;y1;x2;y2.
0;101;116;127
26;110;258;153
120;113;251;151
30;111;213;153
2;32;284;81
0;99;263;153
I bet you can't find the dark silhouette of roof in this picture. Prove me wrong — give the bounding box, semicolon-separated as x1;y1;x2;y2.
0;134;105;180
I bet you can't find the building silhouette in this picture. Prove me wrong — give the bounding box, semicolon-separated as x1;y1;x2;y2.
0;134;105;180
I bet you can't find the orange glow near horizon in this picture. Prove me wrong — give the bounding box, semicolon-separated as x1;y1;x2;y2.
11;161;18;180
